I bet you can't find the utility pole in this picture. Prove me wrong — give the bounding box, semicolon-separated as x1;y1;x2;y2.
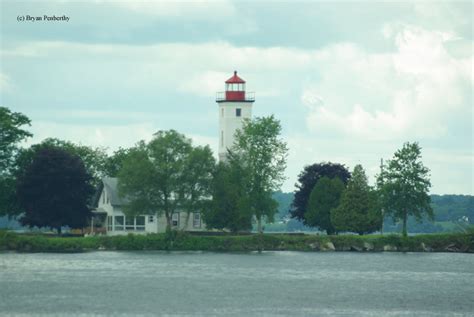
380;158;384;235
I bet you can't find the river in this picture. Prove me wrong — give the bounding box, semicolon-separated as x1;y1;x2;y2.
0;251;473;316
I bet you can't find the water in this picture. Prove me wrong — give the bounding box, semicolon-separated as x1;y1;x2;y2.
0;251;473;316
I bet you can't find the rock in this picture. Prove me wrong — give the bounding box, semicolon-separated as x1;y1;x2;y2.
308;242;319;251
363;242;374;251
383;245;397;252
341;245;351;251
321;241;335;251
445;243;459;252
421;242;432;252
350;245;363;252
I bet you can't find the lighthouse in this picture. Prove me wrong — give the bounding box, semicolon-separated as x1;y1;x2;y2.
216;71;255;161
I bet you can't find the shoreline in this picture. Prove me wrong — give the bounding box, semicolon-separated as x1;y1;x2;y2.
1;231;472;253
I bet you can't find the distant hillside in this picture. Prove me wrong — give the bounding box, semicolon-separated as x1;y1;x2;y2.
269;192;473;233
430;195;473;223
2;193;472;233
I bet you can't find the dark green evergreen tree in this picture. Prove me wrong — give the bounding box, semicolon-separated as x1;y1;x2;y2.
331;164;382;235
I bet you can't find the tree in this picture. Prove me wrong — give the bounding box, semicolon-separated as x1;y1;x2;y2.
15;138;108;186
103;147;134;177
0;107;32;174
180;145;216;228
331;165;382;235
0;107;32;216
118;130;215;232
204;160;253;232
232;115;288;233
304;177;344;234
377;142;432;237
290;162;350;225
16;146;94;234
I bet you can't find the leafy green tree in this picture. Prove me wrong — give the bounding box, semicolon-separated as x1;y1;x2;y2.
0;107;32;216
305;177;344;234
180;145;216;227
331;165;382;235
118;130;215;232
290;162;350;225
232;115;288;233
0;107;32;174
377;142;432;237
204;160;253;232
103;147;134;177
16;146;94;234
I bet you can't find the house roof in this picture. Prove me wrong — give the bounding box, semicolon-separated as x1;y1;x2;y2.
92;177;126;207
103;177;125;206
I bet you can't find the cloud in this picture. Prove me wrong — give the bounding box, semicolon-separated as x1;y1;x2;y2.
2;2;472;194
301;24;472;142
0;73;14;93
27;121;157;153
104;0;237;20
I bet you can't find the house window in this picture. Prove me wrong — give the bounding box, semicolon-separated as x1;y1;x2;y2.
136;216;145;231
114;216;124;231
106;194;110;204
149;215;154;223
107;216;112;231
193;213;201;228
236;108;241;117
125;216;134;230
172;213;180;227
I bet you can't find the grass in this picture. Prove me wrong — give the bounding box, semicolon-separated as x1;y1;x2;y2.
0;230;472;253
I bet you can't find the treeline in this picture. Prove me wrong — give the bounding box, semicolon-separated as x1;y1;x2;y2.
267;193;473;233
0;107;288;235
2;106;464;237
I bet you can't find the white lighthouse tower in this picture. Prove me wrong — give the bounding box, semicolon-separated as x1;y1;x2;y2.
216;71;255;161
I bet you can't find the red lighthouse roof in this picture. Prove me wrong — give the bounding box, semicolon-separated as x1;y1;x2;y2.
225;71;246;84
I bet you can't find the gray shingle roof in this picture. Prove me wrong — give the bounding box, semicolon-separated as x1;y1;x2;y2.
102;177;125;206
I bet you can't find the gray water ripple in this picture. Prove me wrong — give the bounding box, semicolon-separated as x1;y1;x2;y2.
1;251;473;316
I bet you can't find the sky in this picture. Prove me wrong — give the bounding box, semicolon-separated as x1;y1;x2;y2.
1;0;472;194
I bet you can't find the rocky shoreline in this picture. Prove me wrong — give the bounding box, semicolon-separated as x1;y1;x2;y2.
1;231;472;253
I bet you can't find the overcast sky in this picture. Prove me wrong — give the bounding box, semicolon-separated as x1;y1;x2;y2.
1;0;472;194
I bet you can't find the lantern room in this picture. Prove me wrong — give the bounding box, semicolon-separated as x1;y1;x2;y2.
216;71;255;102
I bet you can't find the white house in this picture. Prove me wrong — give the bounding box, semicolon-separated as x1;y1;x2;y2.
91;71;254;235
91;177;204;235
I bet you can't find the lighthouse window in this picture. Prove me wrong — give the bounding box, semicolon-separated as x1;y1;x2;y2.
236;108;241;117
221;131;224;146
